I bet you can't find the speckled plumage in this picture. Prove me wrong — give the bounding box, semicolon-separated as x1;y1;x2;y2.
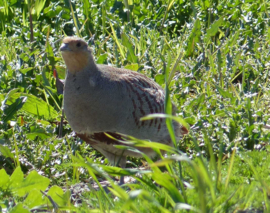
60;37;188;168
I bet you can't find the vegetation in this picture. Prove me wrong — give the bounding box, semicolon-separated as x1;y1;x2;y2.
1;0;270;212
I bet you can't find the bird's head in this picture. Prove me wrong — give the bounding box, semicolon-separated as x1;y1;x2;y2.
60;37;94;73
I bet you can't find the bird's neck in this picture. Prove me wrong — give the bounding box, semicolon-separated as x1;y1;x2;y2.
62;52;98;74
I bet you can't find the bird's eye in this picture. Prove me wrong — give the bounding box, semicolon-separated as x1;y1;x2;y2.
76;42;81;47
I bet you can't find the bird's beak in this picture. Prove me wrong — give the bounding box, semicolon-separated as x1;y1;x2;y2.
60;43;70;51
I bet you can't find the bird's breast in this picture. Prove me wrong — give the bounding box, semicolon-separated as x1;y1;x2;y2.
63;71;129;133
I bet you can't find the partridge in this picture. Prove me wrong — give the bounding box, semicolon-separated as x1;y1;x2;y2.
60;37;188;170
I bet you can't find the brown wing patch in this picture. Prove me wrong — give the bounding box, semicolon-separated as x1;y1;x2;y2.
180;126;189;135
76;132;125;145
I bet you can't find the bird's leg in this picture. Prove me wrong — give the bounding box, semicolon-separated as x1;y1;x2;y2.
59;108;64;137
115;150;126;185
118;156;126;185
92;145;127;185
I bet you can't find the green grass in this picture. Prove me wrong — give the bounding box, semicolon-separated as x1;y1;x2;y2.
1;0;270;212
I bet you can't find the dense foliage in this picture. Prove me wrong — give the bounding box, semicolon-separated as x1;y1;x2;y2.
1;0;270;212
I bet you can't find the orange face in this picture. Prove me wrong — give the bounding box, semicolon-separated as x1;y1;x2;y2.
60;37;92;73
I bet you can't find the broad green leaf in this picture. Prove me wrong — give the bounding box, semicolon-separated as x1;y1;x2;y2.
97;53;108;64
185;19;201;57
47;185;66;206
42;68;51;88
23;189;46;209
205;17;224;43
9;203;31;213
0;169;10;188
20;67;34;74
62;190;72;205
46;40;54;58
124;64;139;71
81;0;90;17
155;74;165;85
26;132;51;140
19;53;29;62
5;93;58;119
0;94;4;103
11;170;50;197
9;167;24;192
0;144;15;160
34;0;46;18
187;94;205;111
215;85;233;98
2;96;27;122
1;88;20;105
43;5;58;18
26;126;52;140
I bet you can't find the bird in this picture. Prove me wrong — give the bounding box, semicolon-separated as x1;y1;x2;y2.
60;36;188;182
